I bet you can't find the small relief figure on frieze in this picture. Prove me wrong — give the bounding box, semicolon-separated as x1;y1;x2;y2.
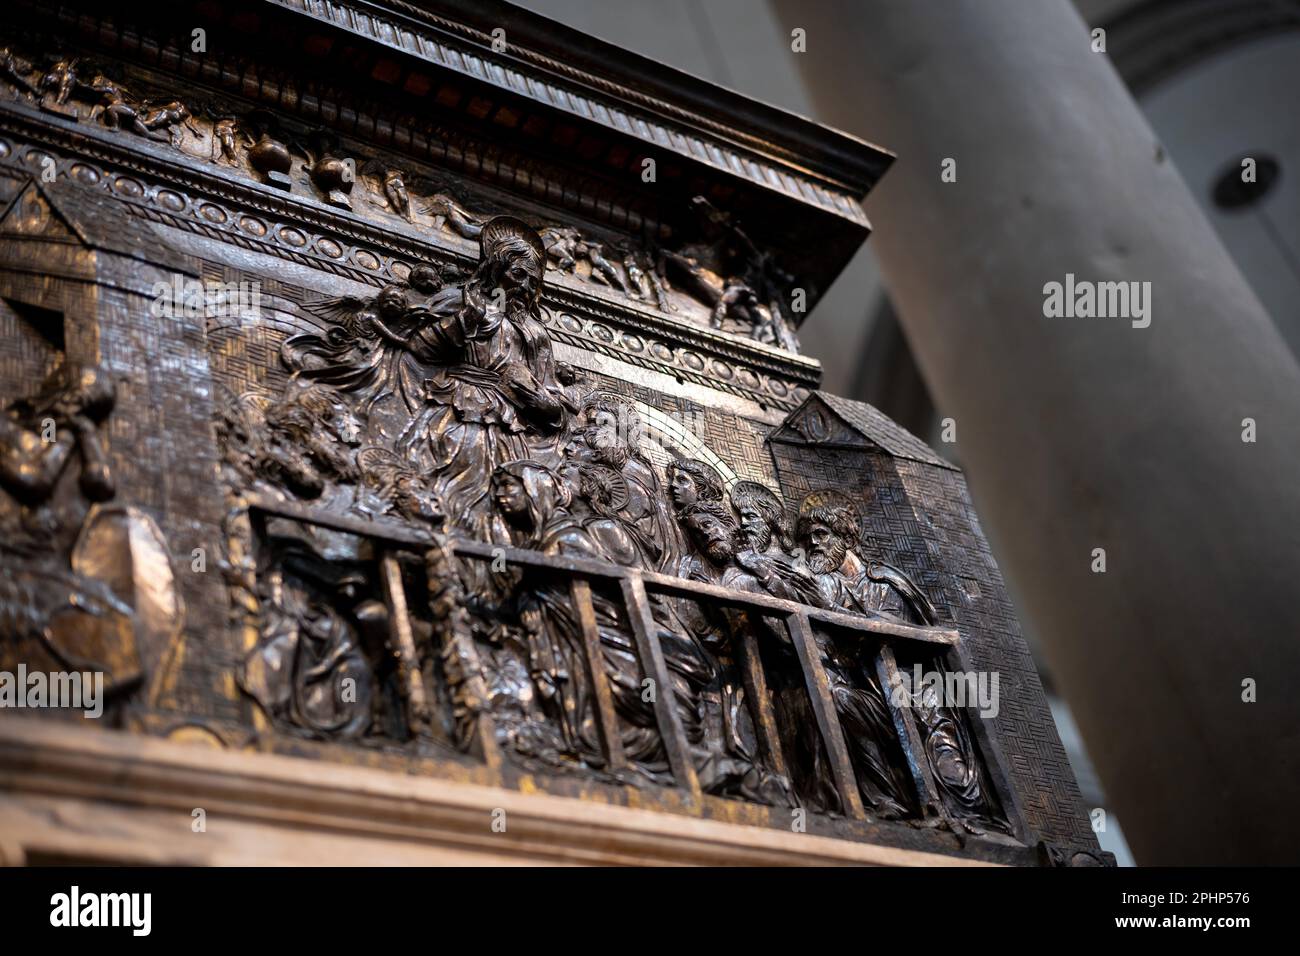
360;161;416;222
655;195;803;351
540;226;627;293
422;191;485;240
80;73;201;147
37;54;79;118
0;46;38;101
210;115;246;166
361;162;459;227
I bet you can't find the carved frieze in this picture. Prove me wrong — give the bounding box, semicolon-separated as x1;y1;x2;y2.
197;215;1013;838
0;29;815;353
0;0;1103;865
0;123;817;411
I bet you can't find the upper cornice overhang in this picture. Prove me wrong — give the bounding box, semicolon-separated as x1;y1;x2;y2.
265;0;894;303
309;0;896;209
20;0;894;312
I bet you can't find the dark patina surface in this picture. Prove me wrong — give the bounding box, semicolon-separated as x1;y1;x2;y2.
0;0;1103;865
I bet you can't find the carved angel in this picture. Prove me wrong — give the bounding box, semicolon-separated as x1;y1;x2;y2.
281;285;436;444
420;191;485;240
360;160;437;223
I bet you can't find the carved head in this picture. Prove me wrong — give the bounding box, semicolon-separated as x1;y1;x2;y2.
376;284;409;320
730;481;792;554
681;499;738;568
476;216;547;312
392;474;444;527
492;460;571;538
798;497;860;575
577;394;642;467
270;383;360;446
356;447;444;528
666;457;724;513
407;264;443;296
571;463;630;515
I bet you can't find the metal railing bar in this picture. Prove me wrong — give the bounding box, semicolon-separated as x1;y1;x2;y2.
874;643;943;819
247;493;958;646
379;551;436;738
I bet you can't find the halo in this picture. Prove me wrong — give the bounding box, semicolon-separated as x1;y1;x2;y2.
730;479;782;509
478;215;547;265
578;463;631;512
799;489;860;525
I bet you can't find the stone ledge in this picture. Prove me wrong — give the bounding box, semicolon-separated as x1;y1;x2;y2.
0;717;998;866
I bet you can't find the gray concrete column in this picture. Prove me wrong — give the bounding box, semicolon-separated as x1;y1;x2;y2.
774;0;1300;864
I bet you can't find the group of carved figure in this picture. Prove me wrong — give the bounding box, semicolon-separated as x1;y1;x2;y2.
214;215;1005;832
1;48;197;143
0;43;802;351
433;191;802;350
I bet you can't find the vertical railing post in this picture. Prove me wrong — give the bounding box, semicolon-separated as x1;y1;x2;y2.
785;611;867;819
619;573;702;800
873;643;944;820
733;613;788;777
569;577;628;773
379;550;436;738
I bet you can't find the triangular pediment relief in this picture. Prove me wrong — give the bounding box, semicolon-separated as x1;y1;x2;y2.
769;393;872;447
0;180;79;243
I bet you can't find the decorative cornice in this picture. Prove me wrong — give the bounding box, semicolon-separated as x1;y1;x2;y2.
273;0;890;219
0;102;819;410
17;0;870;323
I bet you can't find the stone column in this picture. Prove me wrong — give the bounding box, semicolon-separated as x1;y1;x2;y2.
774;0;1300;864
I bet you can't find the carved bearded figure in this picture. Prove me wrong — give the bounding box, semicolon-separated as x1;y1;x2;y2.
282;217;567;539
783;492;921;818
793;490;1005;832
389;218;567;538
665;460;798;807
729;480;824;606
798;492;936;625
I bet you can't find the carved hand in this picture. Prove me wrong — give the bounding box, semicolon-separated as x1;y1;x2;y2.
499;362;541;400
